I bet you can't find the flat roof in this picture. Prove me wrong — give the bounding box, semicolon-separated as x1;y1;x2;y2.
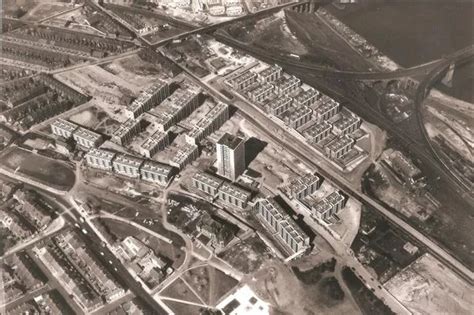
217;132;245;150
113;153;143;168
219;182;251;201
193;172;224;190
303;121;332;137
140;160;172;175
52;118;78;132
326;136;354;152
85;148;116;160
74;127;102;142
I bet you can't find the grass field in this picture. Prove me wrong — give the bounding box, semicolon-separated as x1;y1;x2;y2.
0;147;75;191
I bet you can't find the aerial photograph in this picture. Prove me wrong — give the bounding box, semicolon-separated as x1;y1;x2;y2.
0;0;473;314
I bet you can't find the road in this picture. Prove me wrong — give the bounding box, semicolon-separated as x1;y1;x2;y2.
170;57;474;285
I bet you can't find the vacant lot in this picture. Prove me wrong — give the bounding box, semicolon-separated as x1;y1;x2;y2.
218;235;270;274
0;147;75;191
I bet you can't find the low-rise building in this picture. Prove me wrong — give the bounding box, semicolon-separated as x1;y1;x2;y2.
311;191;346;221
225;5;244;16
140;160;173;186
186;102;229;145
139;131;169;158
111;118;142;146
84;148;116;171
230;71;257;90
333;112;361;136
288;173;321;200
51;118;78;138
218;182;252;209
248;83;274;103
125;80;169;119
197;213;235;249
72;127;102;149
303;121;332;143
209;5;226;15
258;65;283;83
293;88;319;108
280;106;313;130
112;154;143;178
313;97;339;122
255;197;310;254
169;143;199;170
324;136;354;159
192;172;224;197
274;76;301;96
265;96;293;116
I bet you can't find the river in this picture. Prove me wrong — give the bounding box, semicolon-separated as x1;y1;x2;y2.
327;0;474;103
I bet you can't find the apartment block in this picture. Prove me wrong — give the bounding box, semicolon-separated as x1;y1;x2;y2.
324;136;354;159
112;154;144;178
125;79;169;119
216;133;246;181
51;118;78;138
293;88;319;108
303;121;332;143
169;143;199;170
265;96;293;116
111;118;142;146
313;97;340;122
274;76;301;96
139;160;173;186
84;148;116;171
248;83;274;103
288;173;321;200
280;106;313;130
311;191;346;221
255;197;310;254
258;65;283;83
333;112;362;136
72;127;102;149
186;102;229;145
192;172;224;197
139;131;169;158
231;71;257;90
218;182;252;209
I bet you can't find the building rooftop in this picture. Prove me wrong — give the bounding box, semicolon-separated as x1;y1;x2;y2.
258;65;282;78
217;132;245;150
193;172;224;190
333;114;361;131
52;118;78;133
140;131;168;151
313;98;340;116
140;160;172;176
85;148;116;160
294;88;319;105
325;191;344;206
127;79;168;113
219;182;252;201
112;118;141;138
326;136;354;152
74;127;102;142
248;83;274;97
113;153;144;168
280;106;312;121
232;70;257;85
303;121;332;137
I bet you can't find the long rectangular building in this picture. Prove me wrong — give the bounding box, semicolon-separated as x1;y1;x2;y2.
265;96;292;116
258;65;282;83
73;127;102;149
280;106;313;130
218;182;252;209
325;136;354;159
192;172;224;197
51;118;78;138
112;154;143;178
255;197;310;254
125;80;169;119
303;121;332;143
140;160;173;186
186;102;229;145
139;131;169;158
288;173;321;200
294;88;319;108
333;112;361;136
112;118;142;146
311;191;346;221
313;97;339;122
85;148;116;171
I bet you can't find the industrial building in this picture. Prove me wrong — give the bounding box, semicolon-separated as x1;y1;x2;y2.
324;136;355;159
265;96;293;116
111;118;142;146
218;182;252;209
125;80;169;119
303;121;333;143
288;173;321;200
112;154;144;178
258;65;283;83
255;197;310;254
216;133;246;181
72;127;103;149
192;172;224;198
280;106;313;130
51;118;78;138
139;160;173;186
310;191;346;221
84;148;116;171
186;102;229;145
139;131;169;158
